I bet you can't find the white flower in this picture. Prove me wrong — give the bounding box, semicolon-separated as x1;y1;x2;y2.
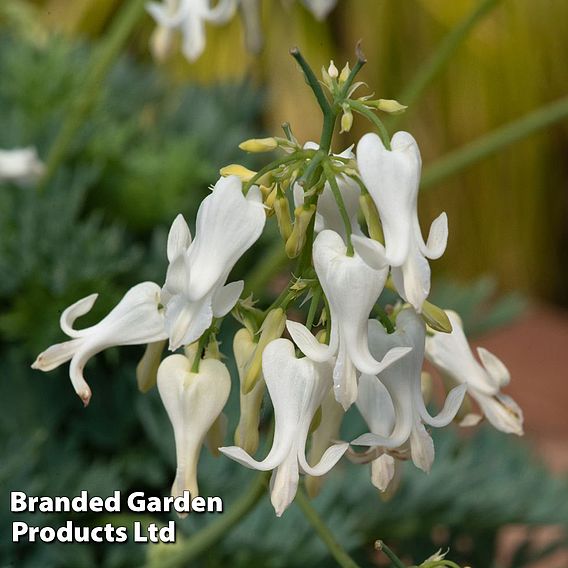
352;373;399;492
162;176;265;351
425;310;524;435
158;353;231;515
286;229;411;410
356;132;448;312
294;144;361;241
220;338;348;517
351;309;466;472
32;282;167;406
146;0;237;62
305;386;344;497
302;0;336;20
0;147;44;186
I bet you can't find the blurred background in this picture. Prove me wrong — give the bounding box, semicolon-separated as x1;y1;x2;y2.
0;0;567;567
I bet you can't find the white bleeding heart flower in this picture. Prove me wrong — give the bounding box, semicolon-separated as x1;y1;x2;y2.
425;310;524;436
158;353;231;515
351;309;466;472
356;131;448;312
220;338;348;517
32;282;167;406
162;175;265;351
302;0;337;20
0;147;44;185
286;229;412;410
147;0;237;63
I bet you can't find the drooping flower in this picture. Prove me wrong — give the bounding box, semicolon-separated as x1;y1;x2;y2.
0;147;44;185
220;338;348;516
32;282;167;406
146;0;238;63
157;353;231;515
286;229;412;410
356;132;448;312
351;372;400;492
302;0;337;20
351;309;466;472
425;310;524;435
162;176;265;351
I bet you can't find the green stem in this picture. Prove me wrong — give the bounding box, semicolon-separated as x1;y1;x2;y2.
146;472;269;568
373;305;394;334
244;153;307;192
338;43;367;99
290;47;331;116
348;100;391;150
421;95;568;189
394;0;502;119
323;160;354;255
305;287;322;330
295;488;361;568
320;111;338;153
39;0;147;190
376;540;406;568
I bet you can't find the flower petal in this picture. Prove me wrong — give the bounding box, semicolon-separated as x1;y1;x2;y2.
417;212;448;260
477;347;511;387
409;420;434;472
167;214;192;262
357;132;421;267
370;454;396;492
475;392;524;435
286;320;334;362
187;175;265;300
212;280;243;317
59;293;98;338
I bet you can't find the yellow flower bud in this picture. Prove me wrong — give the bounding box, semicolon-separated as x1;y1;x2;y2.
359;193;384;243
285;204;316;258
339;62;351;84
376;99;407;114
233;328;265;454
340;107;353;133
136;340;166;393
219;164;257;182
243;308;286;393
422;300;453;333
238;137;278;153
274;193;293;241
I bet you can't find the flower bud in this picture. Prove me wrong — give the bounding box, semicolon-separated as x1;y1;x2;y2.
219;164;257;182
327;60;338;79
158;354;231;516
359;193;384;243
339;62;351;84
239;137;278;153
274;192;293;241
376;98;407;114
243;308;286;393
340;106;353;133
285;204;316;258
136;340;166;393
233;328;265;454
422;300;453;333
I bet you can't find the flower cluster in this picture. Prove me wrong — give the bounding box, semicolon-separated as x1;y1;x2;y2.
147;0;338;62
33;54;523;518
